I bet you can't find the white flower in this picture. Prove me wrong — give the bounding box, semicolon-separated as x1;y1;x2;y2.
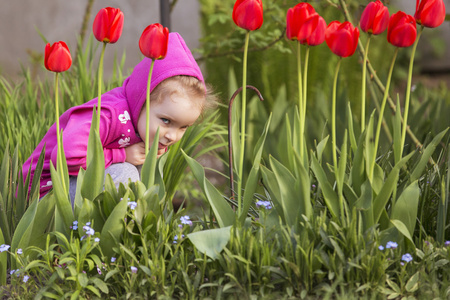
180;216;193;226
23;275;30;283
94;237;100;243
256;200;272;210
128;201;137;210
0;244;10;252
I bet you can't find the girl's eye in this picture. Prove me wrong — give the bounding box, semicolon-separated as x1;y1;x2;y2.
161;118;170;124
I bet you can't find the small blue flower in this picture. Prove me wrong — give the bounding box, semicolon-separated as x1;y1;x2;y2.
180;216;193;226
94;237;100;243
130;266;138;274
111;257;116;263
173;234;185;244
17;248;23;255
401;253;413;263
378;245;384;251
386;241;398;249
444;241;450;247
256;200;272;210
86;222;91;226
0;244;10;253
9;270;16;275
23;275;30;283
128;201;137;210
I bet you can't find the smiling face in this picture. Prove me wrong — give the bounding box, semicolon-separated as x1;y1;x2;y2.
136;90;203;156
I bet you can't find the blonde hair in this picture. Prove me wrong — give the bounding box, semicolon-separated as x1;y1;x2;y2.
150;75;219;118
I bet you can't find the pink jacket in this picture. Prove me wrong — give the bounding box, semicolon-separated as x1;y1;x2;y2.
22;32;205;197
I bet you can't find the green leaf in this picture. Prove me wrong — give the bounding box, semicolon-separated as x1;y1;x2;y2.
50;163;74;235
82;116;105;200
100;193;129;257
372;152;414;224
390;181;420;237
410;128;448;183
311;154;339;218
188;226;232;260
390;219;414;245
141;127;160;188
350;131;366;196
239;114;272;223
347;102;357;154
393;98;402;164
182;150;234;227
92;277;109;294
0;229;6;285
405;272;419;293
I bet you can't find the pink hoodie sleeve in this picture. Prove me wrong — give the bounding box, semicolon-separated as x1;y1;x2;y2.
50;108;126;175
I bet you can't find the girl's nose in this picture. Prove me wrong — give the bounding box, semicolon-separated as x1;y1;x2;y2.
164;129;176;143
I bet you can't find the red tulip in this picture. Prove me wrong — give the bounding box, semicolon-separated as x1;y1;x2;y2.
360;0;390;35
415;0;446;28
139;23;169;60
44;41;72;72
232;0;263;31
325;21;360;57
286;3;319;41
93;7;124;44
301;15;327;46
387;11;417;47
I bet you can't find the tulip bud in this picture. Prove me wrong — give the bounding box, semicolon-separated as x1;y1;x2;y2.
301;15;327;46
93;7;124;44
139;23;169;60
360;0;390;35
325;21;360;57
44;41;72;72
415;0;446;28
387;11;417;48
286;3;319;41
232;0;264;31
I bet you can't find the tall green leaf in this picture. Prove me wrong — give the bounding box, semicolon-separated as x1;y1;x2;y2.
182;150;234;227
100;192;129;257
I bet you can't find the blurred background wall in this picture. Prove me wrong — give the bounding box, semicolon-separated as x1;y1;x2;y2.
0;0;202;80
1;0;449;81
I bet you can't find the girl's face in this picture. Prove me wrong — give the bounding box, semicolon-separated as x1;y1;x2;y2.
136;92;202;156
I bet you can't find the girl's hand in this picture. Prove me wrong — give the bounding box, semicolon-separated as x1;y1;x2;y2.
125;142;146;165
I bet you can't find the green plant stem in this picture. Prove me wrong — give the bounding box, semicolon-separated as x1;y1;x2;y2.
97;42;106;132
54;72;66;194
302;45;310;160
331;58;342;221
297;42;304;159
369;48;398;182
237;31;250;216
146;59;156;156
400;27;423;158
361;36;371;133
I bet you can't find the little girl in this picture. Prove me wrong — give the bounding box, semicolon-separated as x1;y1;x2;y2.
22;32;215;200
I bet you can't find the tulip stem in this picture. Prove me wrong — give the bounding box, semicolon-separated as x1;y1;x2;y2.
237;31;250;216
361;35;371;134
146;59;156;156
369;47;398;182
97;42;107;132
400;26;423;160
332;58;343;220
301;45;310;162
297;42;304;159
54;72;67;193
